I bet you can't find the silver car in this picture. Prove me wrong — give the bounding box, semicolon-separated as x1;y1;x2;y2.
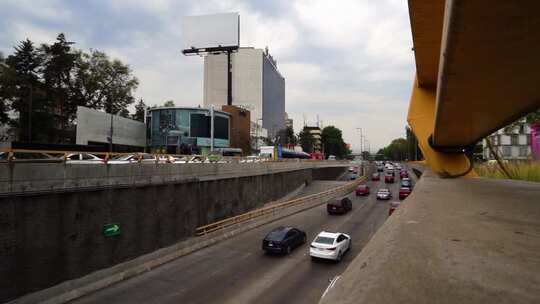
64;153;103;164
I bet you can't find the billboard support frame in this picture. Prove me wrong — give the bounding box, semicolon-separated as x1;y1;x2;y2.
182;12;240;107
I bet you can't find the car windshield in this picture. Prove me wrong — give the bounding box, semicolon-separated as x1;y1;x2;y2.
111;155;133;161
314;236;335;245
358;185;367;189
266;229;288;241
400;187;410;191
378;189;389;193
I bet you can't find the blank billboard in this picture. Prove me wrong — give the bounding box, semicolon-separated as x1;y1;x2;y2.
182;13;239;52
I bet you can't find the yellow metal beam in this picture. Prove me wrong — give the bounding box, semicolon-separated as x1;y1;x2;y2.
407;77;475;177
408;0;445;88
433;0;540;147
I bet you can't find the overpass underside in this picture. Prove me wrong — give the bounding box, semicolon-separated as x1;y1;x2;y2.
407;0;540;175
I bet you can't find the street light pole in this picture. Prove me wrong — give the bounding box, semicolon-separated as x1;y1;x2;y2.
356;128;363;159
210;105;215;152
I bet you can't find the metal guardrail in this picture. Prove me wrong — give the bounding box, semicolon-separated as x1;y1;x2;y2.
195;175;367;236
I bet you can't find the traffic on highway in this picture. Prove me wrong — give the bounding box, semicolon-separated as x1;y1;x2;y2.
72;162;415;304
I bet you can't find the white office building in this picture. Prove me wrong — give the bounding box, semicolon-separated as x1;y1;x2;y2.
204;47;285;138
482;120;532;160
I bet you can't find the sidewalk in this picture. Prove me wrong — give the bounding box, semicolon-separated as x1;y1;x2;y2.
320;170;540;304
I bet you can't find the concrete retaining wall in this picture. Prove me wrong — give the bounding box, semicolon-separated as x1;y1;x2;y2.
0;164;345;302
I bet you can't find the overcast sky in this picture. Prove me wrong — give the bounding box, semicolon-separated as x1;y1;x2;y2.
0;0;415;152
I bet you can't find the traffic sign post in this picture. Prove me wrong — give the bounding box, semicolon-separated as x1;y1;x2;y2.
103;223;121;237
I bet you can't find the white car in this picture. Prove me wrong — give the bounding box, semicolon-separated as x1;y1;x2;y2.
376;188;392;200
64;153;103;164
107;153;167;164
309;231;351;262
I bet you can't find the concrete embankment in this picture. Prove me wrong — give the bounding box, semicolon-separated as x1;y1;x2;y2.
320;169;540;304
0;161;346;302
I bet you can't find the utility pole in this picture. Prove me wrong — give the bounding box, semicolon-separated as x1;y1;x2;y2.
28;83;33;143
210;105;215;152
227;51;233;106
356;128;363;159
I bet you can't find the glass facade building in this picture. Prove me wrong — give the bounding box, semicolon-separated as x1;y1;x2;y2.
147;107;230;154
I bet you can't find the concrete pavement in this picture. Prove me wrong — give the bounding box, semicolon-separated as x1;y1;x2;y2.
71;166;405;304
320;169;540;304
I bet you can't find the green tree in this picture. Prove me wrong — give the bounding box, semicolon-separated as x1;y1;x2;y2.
2;39;52;142
163;100;175;107
1;34;140;143
132;98;147;122
298;127;315;153
0;51;10;124
72;49;137;114
525;109;540;124
40;33;79;142
321;125;348;159
379;138;408;161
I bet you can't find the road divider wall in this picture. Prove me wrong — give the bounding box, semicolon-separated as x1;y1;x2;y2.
1;165;348;303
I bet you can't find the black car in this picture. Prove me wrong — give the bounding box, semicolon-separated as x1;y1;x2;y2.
327;197;353;215
262;227;307;254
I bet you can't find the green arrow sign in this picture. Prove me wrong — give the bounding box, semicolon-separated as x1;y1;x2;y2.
103;223;121;237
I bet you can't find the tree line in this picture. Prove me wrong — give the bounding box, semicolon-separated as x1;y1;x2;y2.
0;33;147;143
376;126;423;161
276;125;351;159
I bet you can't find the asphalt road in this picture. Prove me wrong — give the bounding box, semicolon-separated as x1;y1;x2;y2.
73;165;411;304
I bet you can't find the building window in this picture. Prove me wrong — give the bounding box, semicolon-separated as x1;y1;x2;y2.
519;146;528;157
502;146;511;157
511;134;519;145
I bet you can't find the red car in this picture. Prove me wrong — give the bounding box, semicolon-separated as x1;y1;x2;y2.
385;174;395;183
372;173;380;181
389;201;400;216
399;187;411;199
400;171;409;179
355;185;370;196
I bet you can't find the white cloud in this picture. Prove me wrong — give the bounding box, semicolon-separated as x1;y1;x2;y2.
0;0;417;151
8;22;59;46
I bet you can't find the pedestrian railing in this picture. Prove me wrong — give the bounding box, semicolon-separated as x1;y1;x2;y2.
0;148;351;165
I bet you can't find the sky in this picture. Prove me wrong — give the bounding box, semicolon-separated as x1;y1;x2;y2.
0;0;415;152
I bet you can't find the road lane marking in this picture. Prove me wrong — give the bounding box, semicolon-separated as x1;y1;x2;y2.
321;275;341;299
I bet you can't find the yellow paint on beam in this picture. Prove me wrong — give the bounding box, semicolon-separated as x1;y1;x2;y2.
407;77;476;177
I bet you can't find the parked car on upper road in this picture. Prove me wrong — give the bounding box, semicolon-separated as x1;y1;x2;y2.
372;173;380;181
310;231;351;262
327;197;352;214
262;226;307;254
385;174;395;183
376;188;392;200
355;185;370;196
107;153;167;164
64;153;102;164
